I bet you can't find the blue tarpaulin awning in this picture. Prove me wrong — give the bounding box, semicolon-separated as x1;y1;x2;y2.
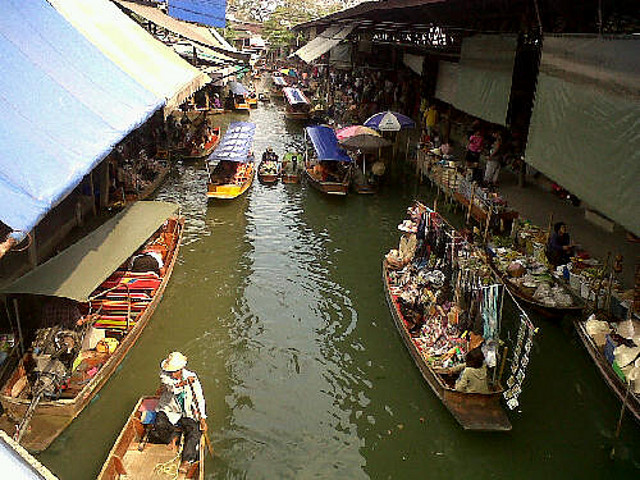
209;122;256;163
228;81;249;96
283;87;309;106
306;126;352;162
272;76;287;86
168;0;226;28
0;0;163;233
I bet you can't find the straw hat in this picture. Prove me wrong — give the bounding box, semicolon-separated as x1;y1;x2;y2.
161;351;187;372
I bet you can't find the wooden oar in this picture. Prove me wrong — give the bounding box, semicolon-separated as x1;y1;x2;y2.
610;379;632;459
203;421;216;459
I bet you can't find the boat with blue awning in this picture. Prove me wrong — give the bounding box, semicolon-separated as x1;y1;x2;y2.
206;122;256;199
304;126;353;196
228;81;251;111
283;87;311;120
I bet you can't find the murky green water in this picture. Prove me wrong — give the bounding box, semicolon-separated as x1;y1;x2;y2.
38;105;640;479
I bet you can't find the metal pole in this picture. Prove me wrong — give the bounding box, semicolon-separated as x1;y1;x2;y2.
12;298;24;358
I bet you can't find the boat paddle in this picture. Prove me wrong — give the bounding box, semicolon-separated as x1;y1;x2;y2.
610;378;632;460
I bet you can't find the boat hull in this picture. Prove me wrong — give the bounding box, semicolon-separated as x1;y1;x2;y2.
97;397;204;480
382;262;511;431
0;216;185;452
281;174;299;184
304;169;349;196
207;163;254;200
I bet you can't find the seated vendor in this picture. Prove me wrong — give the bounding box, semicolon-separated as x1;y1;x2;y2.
131;251;164;274
546;222;575;266
455;348;491;394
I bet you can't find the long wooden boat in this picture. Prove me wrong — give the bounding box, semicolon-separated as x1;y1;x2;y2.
382;261;511;431
304;126;352;196
0;202;184;452
281;152;302;184
108;162;170;209
97;397;204;480
574;316;640;424
177;127;221;160
257;158;280;184
283;87;311;120
487;254;586;318
229;81;251;112
206;122;256;200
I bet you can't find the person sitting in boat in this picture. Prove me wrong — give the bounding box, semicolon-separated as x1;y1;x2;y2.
130;250;164;274
149;352;207;474
212;94;222;109
546;222;575;266
455;347;491;394
262;147;278;163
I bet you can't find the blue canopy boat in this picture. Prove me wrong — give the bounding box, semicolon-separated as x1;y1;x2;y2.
206;122;256;199
304;126;352;195
228;81;250;111
270;75;287;98
283;87;311;120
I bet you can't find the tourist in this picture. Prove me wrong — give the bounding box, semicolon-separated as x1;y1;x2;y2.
484;132;505;187
149;352;207;474
465;129;484;184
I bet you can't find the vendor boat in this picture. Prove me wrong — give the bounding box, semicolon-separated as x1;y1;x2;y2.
229;81;250;112
206;122;256;200
258;155;281;184
304;125;352;196
107;159;170;209
487;245;585;318
247;92;258;109
574;313;640;424
283;87;311;121
97;397;204;480
380;202;538;431
178;127;221;160
281;151;302;184
270;75;287;99
0;202;184;452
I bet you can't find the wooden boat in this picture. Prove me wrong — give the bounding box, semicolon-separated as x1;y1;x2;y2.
228;81;250;112
270;75;287;99
247;92;258;109
0;202;184;452
304;125;352;196
257;156;280;184
281;151;302;184
107;161;170;209
283;87;311;120
177;127;221;160
382;263;511;431
206;122;256;200
574;316;640;424
97;397;204;480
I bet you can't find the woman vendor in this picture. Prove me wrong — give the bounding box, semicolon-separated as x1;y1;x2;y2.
546;222;575;266
455;348;490;394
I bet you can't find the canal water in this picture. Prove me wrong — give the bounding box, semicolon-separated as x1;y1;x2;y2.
38;105;639;479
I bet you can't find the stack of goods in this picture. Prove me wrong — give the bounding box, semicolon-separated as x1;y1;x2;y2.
458;177;511;214
259;161;279;175
584;313;640;394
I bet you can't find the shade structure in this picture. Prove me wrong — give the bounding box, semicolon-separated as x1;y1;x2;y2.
291;25;354;64
209;122;256;163
335;125;381;140
49;0;210;114
167;0;227;28
364;111;416;131
1;202;179;302
339;135;392;151
306;126;352;162
0;0;163;233
283;87;310;106
229;81;249;95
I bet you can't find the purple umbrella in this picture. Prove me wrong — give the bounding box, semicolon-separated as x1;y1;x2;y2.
364;111;416;132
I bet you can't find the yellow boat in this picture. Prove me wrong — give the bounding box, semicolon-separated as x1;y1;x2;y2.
206;122;256;200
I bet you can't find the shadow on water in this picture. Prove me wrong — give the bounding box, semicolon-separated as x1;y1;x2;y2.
37;106;640;479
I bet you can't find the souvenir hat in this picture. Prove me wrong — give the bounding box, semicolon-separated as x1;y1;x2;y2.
161;351;188;372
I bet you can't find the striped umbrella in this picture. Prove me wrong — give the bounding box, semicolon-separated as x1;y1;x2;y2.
364;111;416;132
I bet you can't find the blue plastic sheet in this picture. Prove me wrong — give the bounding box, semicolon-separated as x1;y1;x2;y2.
228;81;249;95
306;126;352;162
209;122;256;163
168;0;226;28
0;0;163;232
283;87;309;106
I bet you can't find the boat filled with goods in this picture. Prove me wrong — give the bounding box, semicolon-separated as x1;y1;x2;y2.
383;202;538;431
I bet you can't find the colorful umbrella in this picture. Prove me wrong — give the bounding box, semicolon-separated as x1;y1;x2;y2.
335;125;381;140
364;111;416;132
339;134;392;151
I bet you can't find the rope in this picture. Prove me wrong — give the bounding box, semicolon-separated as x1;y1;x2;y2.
153;437;183;479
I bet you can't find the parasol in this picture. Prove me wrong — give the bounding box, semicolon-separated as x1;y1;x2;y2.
364;111;416;132
335;125;380;140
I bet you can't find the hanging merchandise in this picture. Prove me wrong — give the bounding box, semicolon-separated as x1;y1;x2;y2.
503;312;537;410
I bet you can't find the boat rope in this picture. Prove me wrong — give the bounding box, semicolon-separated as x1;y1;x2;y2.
153;437;183;480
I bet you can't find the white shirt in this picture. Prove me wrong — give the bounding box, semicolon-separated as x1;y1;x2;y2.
157;368;207;425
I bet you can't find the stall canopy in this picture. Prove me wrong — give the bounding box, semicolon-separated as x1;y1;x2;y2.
435;60;459;106
292;24;355;64
1;202;179;302
49;0;210;114
168;0;226;28
115;1;243;60
526;35;640;236
451;34;517;126
306;126;352;162
0;0;163;233
283;87;310;105
209;122;256;163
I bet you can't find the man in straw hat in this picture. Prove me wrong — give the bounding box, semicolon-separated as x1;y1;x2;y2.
149;352;207;472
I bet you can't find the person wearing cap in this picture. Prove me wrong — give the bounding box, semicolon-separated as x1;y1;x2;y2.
149;352;207;471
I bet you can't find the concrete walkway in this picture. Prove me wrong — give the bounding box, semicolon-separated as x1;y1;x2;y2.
496;167;639;290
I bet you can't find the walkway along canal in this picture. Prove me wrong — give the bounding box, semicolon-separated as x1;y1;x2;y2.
38;105;640;478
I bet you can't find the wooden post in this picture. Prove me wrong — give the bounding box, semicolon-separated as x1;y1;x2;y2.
99;158;110;210
27;230;37;267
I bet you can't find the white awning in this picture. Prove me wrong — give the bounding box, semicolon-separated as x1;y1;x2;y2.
49;0;210;114
292;25;354;64
403;53;424;75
